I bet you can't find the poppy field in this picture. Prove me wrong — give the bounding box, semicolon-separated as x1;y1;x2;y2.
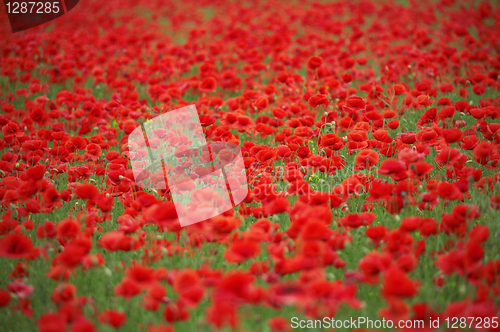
1;0;500;331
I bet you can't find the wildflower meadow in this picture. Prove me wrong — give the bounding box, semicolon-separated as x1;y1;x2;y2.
0;0;500;331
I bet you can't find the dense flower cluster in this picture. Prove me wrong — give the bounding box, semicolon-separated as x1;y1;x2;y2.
0;0;500;331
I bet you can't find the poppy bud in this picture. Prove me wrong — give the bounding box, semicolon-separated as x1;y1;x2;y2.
104;267;112;276
342;73;353;83
307;56;323;70
0;170;4;176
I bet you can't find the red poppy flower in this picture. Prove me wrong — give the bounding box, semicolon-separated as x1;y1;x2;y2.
126;261;157;287
199;77;217;92
308;94;329;108
387;119;399;129
418;218;438;237
436;182;464;201
74;183;99;202
415;128;438;143
106;151;120;161
0;289;11;307
85;143;102;160
0;233;36;259
7;281;33;298
320;133;344;150
37;312;67;332
114;278;142;299
25;165;46;181
306;56;323;70
354;149;379;170
340;212;376;228
414;95;434;109
392;84;406;95
400;216;422;232
65;136;88;152
470;108;486;119
99;309;127;328
342;73;352;83
378;159;407;181
57;217;81;239
473;141;494;165
71;317;96;332
224;239;261;263
51;283;77;303
366;225;388;243
347;130;368;142
382;267;418;298
408;162;433;178
358;252;391;284
234;116;254;133
343;96;366;113
254;96;269;111
460;135;479;150
255;148;277;163
163;302;190;323
265;196;290;215
442;128;463;143
96;193;114;212
293;126;314;138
